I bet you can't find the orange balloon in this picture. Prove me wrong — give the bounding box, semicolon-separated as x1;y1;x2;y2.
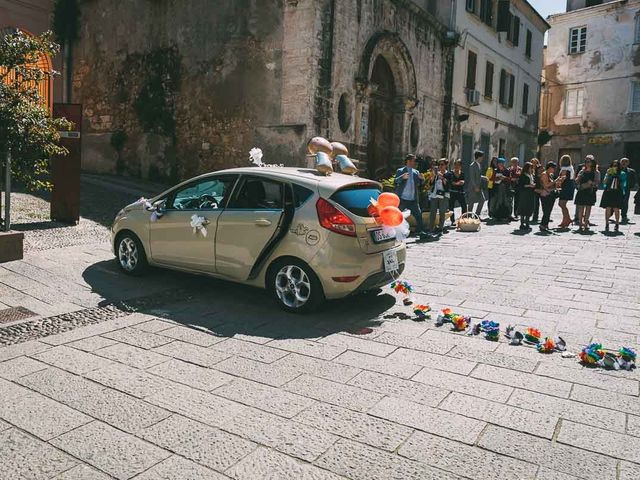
380;206;404;227
377;192;400;209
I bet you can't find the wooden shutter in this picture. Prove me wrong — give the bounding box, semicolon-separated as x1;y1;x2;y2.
484;61;494;98
508;74;515;108
522;84;529;115
499;69;507;105
466;51;477;90
526;30;532;58
512;16;520;46
497;0;511;32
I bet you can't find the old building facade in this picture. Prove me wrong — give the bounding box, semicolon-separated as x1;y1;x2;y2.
71;0;454;182
448;0;548;174
541;0;640;169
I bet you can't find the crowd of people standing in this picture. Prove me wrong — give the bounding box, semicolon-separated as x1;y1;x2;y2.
394;151;639;239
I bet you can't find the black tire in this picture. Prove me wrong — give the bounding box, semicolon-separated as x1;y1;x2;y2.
114;231;148;276
267;258;325;313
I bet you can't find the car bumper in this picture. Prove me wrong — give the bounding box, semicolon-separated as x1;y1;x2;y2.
310;243;407;300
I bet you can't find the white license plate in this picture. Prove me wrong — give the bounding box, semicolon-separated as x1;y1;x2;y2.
383;249;399;273
371;228;396;244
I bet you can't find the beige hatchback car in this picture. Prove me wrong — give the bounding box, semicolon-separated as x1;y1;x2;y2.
112;167;406;312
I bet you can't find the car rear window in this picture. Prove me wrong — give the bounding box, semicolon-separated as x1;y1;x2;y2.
330;184;381;217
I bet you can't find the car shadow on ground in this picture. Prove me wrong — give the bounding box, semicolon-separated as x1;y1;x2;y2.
82;260;394;340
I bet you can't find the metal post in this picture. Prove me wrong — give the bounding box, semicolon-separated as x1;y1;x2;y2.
4;150;10;232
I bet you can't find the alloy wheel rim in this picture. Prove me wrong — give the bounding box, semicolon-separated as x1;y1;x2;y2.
118;237;138;272
275;265;311;308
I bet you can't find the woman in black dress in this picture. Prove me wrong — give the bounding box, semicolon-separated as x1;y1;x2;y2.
600;159;627;233
491;158;513;221
574;158;597;232
448;159;467;226
517;162;536;230
557;155;576;228
537;162;562;233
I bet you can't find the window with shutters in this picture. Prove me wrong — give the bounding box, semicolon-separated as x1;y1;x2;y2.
635;13;640;44
466;0;476;14
525;30;532;58
522;83;529;115
569;26;587;54
466;51;478;90
479;0;493;26
484;61;494;99
507;15;520;46
565;89;585;117
499;69;515;108
631;82;640;112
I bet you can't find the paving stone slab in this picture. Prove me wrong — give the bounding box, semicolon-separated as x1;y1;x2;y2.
214;377;316;418
318;333;398;357
94;342;169;369
214;356;302;387
148;358;234;391
335;350;421;379
284;374;384;412
52;464;112;479
267;338;346;361
0;340;51;362
67;336;118;352
387;347;476;375
102;327;174;349
273;352;361;383
211;337;290;363
535;362;639;396
158;325;225;347
83;362;174;398
140;415;256;473
0;355;48;380
134;319;177;333
557;420;640;463
372;331;453;355
295;402;413;452
347;370;450;406
134;455;228;480
420;329;502;353
369;396;485;445
619;461;640;480
152;340;231;367
228;447;344;480
399;430;536;480
0;391;92;440
535;468;580;480
51;421;171;480
31;345;115;374
507;389;627;433
412;366;513;403
471;364;573;398
144;382;249;430
0;428;78;480
315;438;463;480
441;391;559;439
477;425;618;480
226;406;338;462
448;345;539;373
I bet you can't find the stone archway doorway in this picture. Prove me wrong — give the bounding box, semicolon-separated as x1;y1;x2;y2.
367;55;396;180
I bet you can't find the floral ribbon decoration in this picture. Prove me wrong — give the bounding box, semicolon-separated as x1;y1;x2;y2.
249;147;284;168
136;197;165;222
480;320;500;341
413;304;431;321
190;214;208;237
579;343;636;370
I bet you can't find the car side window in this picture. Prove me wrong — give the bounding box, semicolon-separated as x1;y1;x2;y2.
169;176;236;210
293;184;314;208
228;177;284;210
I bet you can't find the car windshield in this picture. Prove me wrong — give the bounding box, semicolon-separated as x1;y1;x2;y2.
330;184;381;217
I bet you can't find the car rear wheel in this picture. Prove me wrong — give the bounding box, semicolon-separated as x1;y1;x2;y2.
115;232;148;276
268;259;324;313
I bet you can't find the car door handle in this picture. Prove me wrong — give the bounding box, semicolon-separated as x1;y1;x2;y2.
255;219;272;227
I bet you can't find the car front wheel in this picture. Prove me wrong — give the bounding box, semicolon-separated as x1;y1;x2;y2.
115;232;148;276
268;259;324;313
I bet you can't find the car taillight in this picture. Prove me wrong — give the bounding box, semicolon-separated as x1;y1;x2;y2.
316;198;356;237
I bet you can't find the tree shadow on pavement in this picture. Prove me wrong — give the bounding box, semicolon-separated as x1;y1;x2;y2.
82;260;393;341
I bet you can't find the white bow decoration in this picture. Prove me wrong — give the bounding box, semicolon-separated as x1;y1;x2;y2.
249;147;284;168
190;215;208;237
137;197;165;222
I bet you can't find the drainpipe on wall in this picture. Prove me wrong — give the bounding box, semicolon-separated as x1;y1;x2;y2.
442;0;457;158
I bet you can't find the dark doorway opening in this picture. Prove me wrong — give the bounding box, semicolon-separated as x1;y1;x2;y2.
367;55;396;180
461;133;474;181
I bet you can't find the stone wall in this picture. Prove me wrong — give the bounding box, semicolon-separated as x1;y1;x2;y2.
73;0;452;181
74;0;292;181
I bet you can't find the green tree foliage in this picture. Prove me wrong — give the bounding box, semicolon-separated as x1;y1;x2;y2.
0;30;71;190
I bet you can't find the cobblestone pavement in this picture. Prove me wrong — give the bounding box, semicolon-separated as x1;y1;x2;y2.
1;185;639;479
